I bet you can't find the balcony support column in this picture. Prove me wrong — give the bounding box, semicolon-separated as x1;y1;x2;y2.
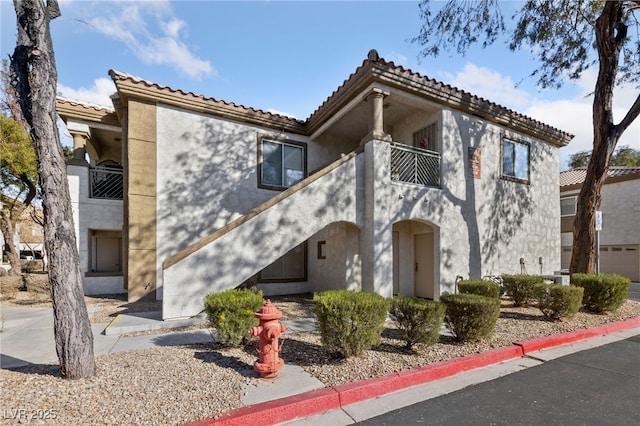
360;88;392;146
66;129;90;167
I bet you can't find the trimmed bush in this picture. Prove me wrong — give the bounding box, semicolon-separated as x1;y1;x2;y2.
536;284;584;320
572;273;630;313
314;290;389;358
389;297;446;349
502;274;544;307
204;289;264;347
440;293;501;342
458;280;500;299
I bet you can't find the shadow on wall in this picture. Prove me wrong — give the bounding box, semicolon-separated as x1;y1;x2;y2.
159;118;360;315
384;110;534;284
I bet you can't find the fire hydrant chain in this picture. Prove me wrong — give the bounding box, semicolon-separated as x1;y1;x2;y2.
248;299;287;378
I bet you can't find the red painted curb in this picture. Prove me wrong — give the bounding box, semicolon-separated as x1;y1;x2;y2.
184;387;340;426
334;345;524;406
187;317;640;425
514;316;640;354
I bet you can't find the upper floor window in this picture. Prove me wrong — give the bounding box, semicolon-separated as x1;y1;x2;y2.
501;138;529;182
560;197;577;216
259;138;306;190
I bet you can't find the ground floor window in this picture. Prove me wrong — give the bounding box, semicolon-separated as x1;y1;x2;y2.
258;242;307;282
90;230;122;274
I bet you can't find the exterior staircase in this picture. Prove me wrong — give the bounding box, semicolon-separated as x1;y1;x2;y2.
162;150;362;319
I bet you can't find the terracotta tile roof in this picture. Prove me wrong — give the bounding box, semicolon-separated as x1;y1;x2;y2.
108;70;305;125
560;166;640;187
56;96;114;113
308;55;574;144
104;50;573;145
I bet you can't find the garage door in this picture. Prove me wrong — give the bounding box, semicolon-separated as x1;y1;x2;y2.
599;245;640;282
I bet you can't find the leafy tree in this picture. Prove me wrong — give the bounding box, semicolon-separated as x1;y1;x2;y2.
10;0;95;379
414;0;640;276
0;114;38;275
569;145;640;168
567;150;594;169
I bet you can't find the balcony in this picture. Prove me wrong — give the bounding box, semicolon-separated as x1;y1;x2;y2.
390;143;440;188
89;166;123;200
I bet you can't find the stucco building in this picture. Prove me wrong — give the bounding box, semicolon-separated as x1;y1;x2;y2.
57;51;573;320
560;166;640;281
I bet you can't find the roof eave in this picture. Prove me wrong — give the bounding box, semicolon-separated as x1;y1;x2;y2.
56;98;120;127
307;60;574;147
109;70;306;135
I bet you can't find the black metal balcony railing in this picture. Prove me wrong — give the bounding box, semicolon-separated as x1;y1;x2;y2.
89;166;123;199
390;143;440;188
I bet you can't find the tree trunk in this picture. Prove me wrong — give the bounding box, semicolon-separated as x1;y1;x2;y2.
570;2;640;275
11;0;95;379
0;210;21;275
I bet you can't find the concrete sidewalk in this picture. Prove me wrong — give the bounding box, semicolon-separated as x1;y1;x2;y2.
0;305;217;369
0;303;324;407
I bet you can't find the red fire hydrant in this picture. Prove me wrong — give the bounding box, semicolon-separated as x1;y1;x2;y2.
249;299;287;378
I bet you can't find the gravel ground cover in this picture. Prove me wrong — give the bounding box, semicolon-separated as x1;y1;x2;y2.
1;281;639;425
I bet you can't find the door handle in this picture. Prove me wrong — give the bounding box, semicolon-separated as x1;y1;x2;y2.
415;262;419;272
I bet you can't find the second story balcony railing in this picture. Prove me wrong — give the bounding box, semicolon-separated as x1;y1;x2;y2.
390;143;440;188
89;166;123;200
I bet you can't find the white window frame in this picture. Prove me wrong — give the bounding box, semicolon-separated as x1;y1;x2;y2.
501;138;530;183
560;196;577;217
258;138;306;191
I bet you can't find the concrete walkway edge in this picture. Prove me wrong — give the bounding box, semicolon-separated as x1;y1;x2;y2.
186;316;640;426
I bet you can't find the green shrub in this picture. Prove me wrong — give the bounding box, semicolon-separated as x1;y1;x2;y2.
502;274;544;307
389;297;446;349
572;273;630;313
535;284;584;320
204;289;264;347
314;290;389;358
458;280;500;299
440;293;501;342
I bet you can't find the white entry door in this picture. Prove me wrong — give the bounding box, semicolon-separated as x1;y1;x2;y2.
414;233;434;299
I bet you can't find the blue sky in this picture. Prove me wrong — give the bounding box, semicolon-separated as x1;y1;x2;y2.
2;0;638;169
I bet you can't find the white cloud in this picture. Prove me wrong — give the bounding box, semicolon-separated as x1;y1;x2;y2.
450;63;530;109
438;63;638;170
88;3;214;79
384;51;409;66
58;78;115;107
525;68;640;169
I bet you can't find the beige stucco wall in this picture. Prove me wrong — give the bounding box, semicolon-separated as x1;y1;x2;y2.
125;100;157;301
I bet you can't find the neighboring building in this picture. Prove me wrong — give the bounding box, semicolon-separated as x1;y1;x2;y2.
57;50;573;320
1;208;45;263
560;167;640;281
